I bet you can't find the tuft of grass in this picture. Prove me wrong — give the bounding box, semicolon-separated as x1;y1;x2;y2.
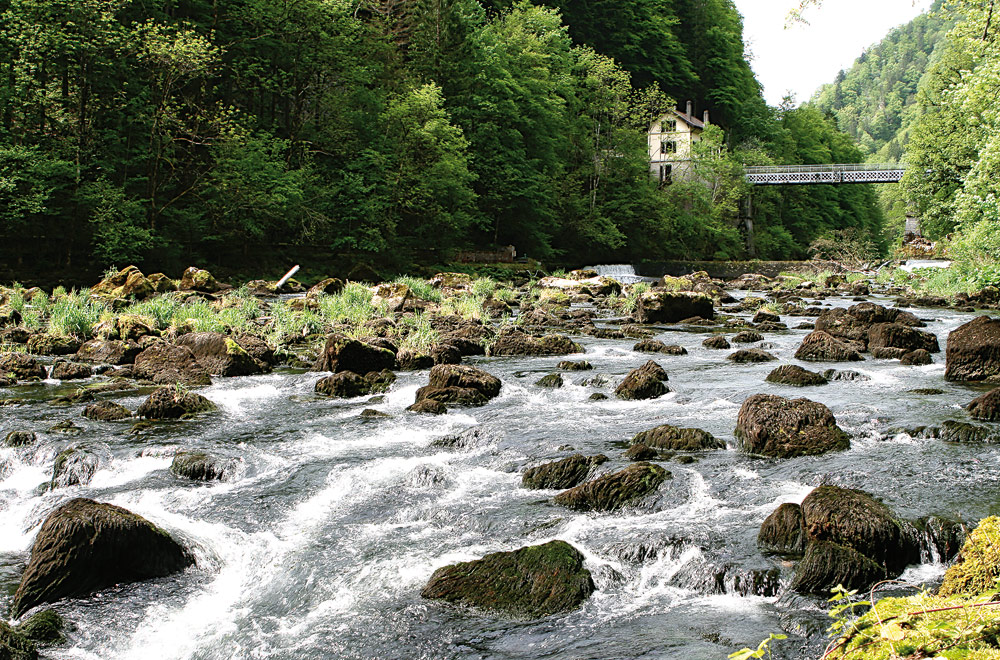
47;290;106;338
440;295;485;320
397;312;440;352
494;287;517;304
609;282;650;315
470;277;497;299
318;282;389;325
393;275;442;303
266;300;325;344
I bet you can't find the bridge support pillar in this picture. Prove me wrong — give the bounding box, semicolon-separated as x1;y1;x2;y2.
739;194;755;258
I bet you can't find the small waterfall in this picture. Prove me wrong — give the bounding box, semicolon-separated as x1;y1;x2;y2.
590;264;649;284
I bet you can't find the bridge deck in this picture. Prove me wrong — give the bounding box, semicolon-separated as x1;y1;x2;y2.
745;164;905;185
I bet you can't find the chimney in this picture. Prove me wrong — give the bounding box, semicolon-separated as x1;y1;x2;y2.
686;100;693;116
703;109;710;125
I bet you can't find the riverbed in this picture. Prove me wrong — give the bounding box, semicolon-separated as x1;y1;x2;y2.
1;288;995;659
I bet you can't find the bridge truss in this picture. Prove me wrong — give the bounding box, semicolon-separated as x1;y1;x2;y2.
744;164;906;185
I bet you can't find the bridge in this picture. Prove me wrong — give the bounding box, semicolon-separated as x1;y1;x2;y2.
745;164;906;185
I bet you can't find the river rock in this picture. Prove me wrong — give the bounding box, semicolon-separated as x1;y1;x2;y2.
522;454;607;489
630;424;724;451
633;339;686;355
4;430;36;447
765;364;828;386
137;387;216;419
133;344;212;386
968;388;1000;421
179;266;220;293
554;462;669;511
868;322;939;354
0;621;36;660
634;291;714;324
900;349;933;365
735;394;850;458
732;331;764;344
171;451;229;481
0;353;46;381
625;444;658;461
411;364;502;409
430;343;461;365
615;361;670;400
794;330;864;362
789;540;884;595
10;498;194;617
0;305;22;328
26;335;81;356
0;327;30;344
75;339;141;365
50;360;91;380
90;265;156;301
50;446;101;488
487;327;583;356
233;334;277;365
176;332;265;377
315;369;396;398
752;310;780;324
307;277;345;297
940;420;1000;443
421;540;595;618
397;348;434;370
757;502;806;555
535;374;563;388
82;401;132;421
871;346;909;360
407;398;446;414
727;348;777;363
823;369;870;382
16;609;64;646
558;360;592;371
702;335;730;350
945;316;1000;382
313;333;397;374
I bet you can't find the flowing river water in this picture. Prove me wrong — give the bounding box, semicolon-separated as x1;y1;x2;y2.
1;284;997;659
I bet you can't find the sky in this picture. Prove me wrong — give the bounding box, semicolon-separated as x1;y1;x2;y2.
733;0;936;106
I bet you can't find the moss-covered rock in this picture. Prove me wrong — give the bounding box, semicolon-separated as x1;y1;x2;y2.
137;387;216;419
535;374;563;388
727;348;777;364
74;339;141;365
558;360;592;371
313;333;398;374
702;335;730;350
170;451;228;481
940;516;1000;597
50;360;92;380
50;446;100;488
11;498;194;616
179;266;220;293
632;339;687;355
633;291;714;324
487;327;584;357
732;331;764;344
735;394;850;458
397;348;434;370
794;330;864;362
554;462;669;511
175;332;266;377
3;430;36;447
421;540;595;619
941;420;1000;443
315;370;396;398
0;621;37;660
0;353;46;381
411;364;502;409
757;502;805;556
133;343;212;386
615;361;670;400
630;424;724;451
765;364;828;386
946;316;1000;382
790;540;885;595
16;610;64;646
521;454;607;489
82;400;132;421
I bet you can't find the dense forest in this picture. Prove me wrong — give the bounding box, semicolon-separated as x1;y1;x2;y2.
0;0;884;281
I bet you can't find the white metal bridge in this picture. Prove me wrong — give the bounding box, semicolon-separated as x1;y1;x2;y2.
745;164;906;185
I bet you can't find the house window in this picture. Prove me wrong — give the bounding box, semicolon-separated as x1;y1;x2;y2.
660;140;676;154
659;164;672;185
663;120;677;132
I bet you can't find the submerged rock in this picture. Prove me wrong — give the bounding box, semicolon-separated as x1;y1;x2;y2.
521;454;607;490
765;364;828;386
735;394;850;458
630;424;724;451
11;498;194;616
4;430;36;447
0;621;37;660
16;609;64;646
421;540;595;619
554;462;669;511
82;400;132;421
940;420;1000;443
946;316;1000;382
137;387;216;419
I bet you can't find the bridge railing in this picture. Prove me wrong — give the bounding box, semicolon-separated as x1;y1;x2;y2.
744;164;903;174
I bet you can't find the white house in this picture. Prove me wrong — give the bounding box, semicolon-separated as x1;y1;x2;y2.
649;100;710;184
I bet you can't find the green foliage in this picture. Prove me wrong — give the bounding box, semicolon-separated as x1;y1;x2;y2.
393;276;443;303
728;633;787;660
316;283;388;326
47;291;106;338
397;312;440;351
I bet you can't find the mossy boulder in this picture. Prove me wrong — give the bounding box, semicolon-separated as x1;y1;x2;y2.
633;291;714;324
90;265;156;301
16;609;64;646
757;502;806;556
945;316;1000;382
732;331;764;344
521;454;607;490
179;266;221;293
727;348;777;364
407;398;447;414
170;451;229;481
82;400;132;421
50;446;101;488
26;335;81;356
968;388;1000;421
487;327;583;357
702;335;730;350
4;430;36;447
0;621;37;660
74;339;141;365
794;330;864;362
0;353;46;381
535;373;563;388
940;516;1000;597
315;369;396;398
765;364;829;386
735;394;850;458
411;364;502;409
11;498;194;617
558;360;592;371
175;332;266;377
868;322;939;354
313;333;397;374
430;343;461;365
133;343;212;386
789;540;885;595
50;360;91;380
137;387;216;419
633;339;687;355
940;420;1000;443
554;462;669;511
421;540;595;619
397;348;434;370
615;360;670;400
630;424;724;451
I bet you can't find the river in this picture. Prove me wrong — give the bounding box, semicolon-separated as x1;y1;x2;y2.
0;286;994;659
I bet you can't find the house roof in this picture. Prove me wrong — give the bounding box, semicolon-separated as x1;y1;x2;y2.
669;109;704;129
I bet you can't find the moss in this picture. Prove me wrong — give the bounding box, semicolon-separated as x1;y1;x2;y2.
16;609;64;646
0;621;37;660
941;516;1000;597
224;337;248;357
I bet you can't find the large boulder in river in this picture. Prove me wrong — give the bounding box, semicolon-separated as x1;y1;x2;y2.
757;503;806;555
634;291;714;324
50;359;91;380
630;424;724;451
615;361;670;400
945;316;1000;382
0;353;46;381
421;540;595;619
867;323;939;354
176;332;265;377
487;327;583;357
137;387;216;419
794;331;864;362
521;454;608;490
735;394;850;458
315;369;395;398
766;364;828;386
133;344;212;386
75;339;141;365
10;498;194;617
0;621;37;660
554;462;669;511
171;451;230;481
968;388;1000;421
82;400;132;421
410;364;501;409
789;541;885;595
313;333;397;374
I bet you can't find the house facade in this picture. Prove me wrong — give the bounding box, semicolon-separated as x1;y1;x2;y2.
648;101;709;184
